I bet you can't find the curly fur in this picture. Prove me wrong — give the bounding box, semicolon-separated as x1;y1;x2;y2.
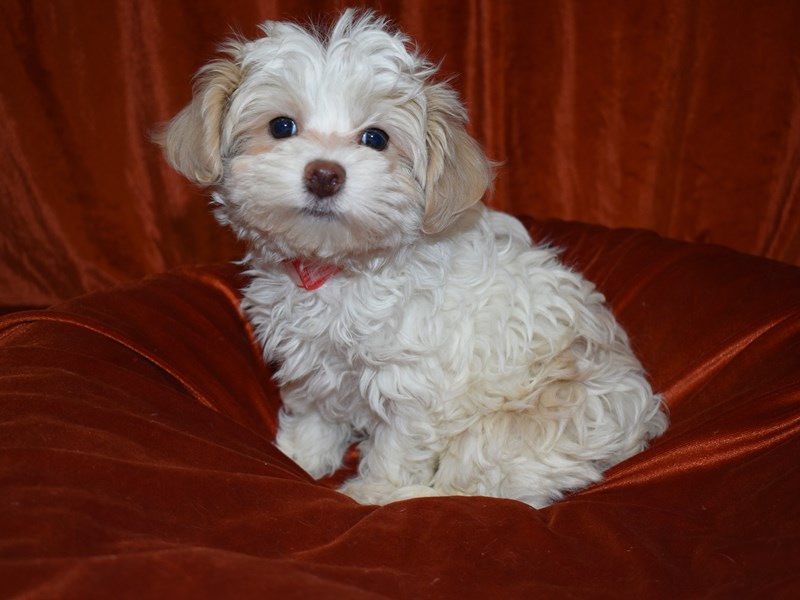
157;9;667;508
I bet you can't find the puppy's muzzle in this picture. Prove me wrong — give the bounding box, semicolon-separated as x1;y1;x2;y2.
304;160;345;198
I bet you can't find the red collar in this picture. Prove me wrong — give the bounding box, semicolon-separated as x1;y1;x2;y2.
285;259;342;290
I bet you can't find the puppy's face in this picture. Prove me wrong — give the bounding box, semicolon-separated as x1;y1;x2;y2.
158;10;491;263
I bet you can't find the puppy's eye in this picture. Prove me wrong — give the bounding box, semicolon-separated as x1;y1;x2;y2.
360;128;389;151
269;117;298;139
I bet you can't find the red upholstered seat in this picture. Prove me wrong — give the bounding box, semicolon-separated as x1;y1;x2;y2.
3;2;799;595
2;219;798;598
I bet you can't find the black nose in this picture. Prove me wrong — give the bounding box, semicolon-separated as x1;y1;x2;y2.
304;160;345;198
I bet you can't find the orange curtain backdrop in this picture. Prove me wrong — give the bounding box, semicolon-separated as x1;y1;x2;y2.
2;0;799;307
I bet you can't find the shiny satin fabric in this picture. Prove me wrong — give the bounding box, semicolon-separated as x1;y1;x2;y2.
1;0;799;308
1;220;798;598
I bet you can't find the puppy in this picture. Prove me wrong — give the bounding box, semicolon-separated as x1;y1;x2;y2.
157;9;667;508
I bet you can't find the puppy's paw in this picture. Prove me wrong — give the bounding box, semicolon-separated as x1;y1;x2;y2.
339;479;396;505
340;479;442;505
386;484;444;503
275;436;341;479
275;414;349;479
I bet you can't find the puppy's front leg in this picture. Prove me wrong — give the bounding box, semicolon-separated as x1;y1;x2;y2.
275;397;352;479
339;420;444;505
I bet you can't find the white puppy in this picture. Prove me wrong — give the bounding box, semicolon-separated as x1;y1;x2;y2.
158;9;667;508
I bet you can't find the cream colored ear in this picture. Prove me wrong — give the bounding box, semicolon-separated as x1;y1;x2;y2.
154;41;245;186
422;83;493;235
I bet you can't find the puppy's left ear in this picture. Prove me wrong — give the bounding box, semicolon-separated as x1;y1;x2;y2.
422;83;493;235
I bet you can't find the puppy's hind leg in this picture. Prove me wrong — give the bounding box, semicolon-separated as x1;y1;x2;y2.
432;400;604;509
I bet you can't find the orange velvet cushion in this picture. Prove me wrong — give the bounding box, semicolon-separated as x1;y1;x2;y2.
1;219;798;597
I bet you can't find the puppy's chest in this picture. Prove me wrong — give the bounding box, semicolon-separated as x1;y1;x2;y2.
250;274;407;366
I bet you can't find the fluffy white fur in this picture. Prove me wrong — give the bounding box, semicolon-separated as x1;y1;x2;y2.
157;9;667;508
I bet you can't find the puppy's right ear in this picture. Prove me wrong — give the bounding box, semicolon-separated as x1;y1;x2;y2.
154;41;245;186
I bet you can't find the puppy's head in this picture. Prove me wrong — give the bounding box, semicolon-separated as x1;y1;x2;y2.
156;9;492;263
